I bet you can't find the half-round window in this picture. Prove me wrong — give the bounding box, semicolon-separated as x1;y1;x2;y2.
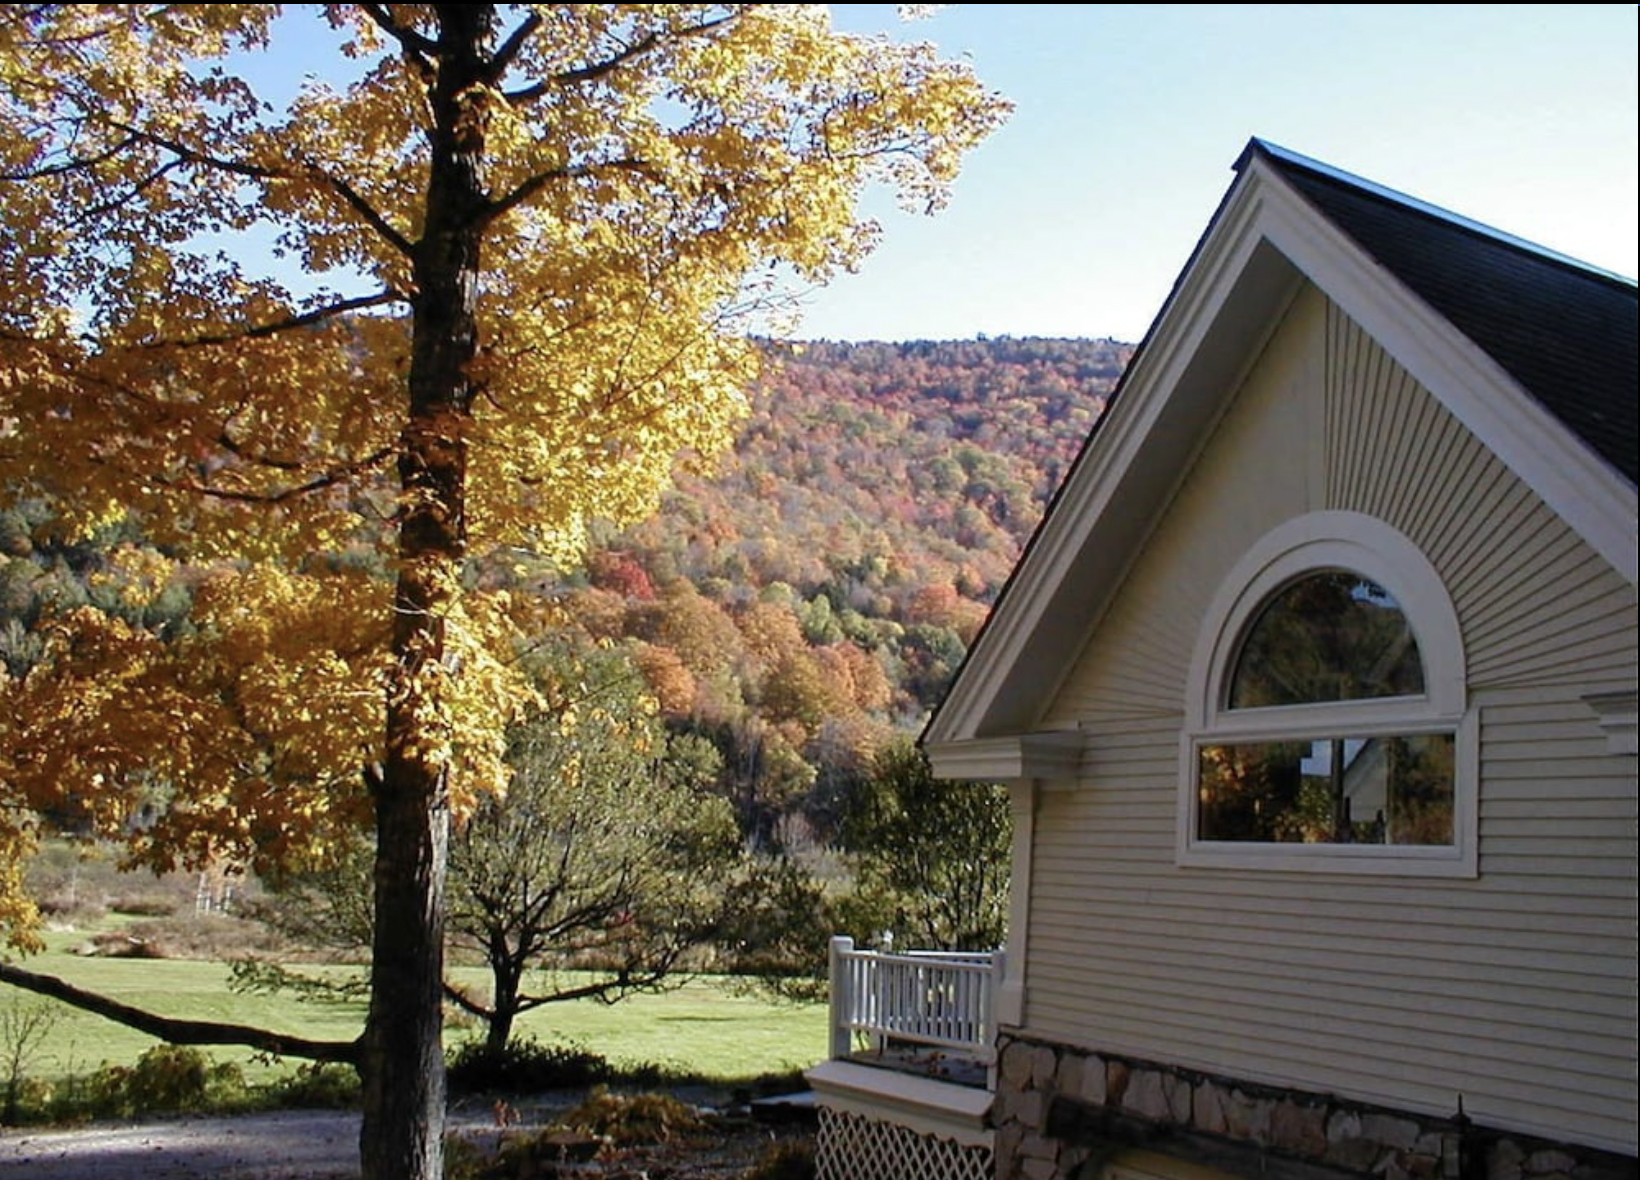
1181;514;1475;876
1229;572;1423;708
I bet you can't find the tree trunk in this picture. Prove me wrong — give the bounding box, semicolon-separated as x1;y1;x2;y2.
359;8;496;1180
485;945;523;1056
484;996;517;1058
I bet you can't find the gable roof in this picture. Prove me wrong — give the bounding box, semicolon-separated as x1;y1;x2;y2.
1253;141;1637;485
923;139;1638;770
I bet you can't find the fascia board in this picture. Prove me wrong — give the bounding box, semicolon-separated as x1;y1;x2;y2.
805;1059;993;1145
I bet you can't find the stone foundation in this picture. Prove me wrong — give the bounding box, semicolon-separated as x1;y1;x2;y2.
992;1033;1638;1180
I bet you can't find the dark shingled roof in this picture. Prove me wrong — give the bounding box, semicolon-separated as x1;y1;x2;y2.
1241;139;1638;487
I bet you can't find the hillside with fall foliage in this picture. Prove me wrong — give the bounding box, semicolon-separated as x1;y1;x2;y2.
556;336;1131;841
0;335;1130;848
620;337;1125;604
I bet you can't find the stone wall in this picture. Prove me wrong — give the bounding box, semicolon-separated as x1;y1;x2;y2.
992;1033;1638;1180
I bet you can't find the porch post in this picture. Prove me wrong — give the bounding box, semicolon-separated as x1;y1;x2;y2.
829;935;854;1060
998;779;1037;1028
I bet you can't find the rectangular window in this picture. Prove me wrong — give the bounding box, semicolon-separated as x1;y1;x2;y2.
1197;733;1455;846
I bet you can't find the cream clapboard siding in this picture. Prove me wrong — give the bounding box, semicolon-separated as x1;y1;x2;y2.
1028;286;1639;1152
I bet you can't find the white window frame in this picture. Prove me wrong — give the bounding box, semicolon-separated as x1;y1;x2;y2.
1179;511;1477;876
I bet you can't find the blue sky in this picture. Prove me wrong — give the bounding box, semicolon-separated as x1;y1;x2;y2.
804;3;1639;344
243;5;1637;346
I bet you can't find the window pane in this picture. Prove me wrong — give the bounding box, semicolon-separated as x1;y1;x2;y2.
1197;734;1455;845
1230;572;1424;708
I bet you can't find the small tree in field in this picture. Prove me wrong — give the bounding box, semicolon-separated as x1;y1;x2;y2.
245;640;751;1056
449;643;745;1053
0;6;1008;1178
732;736;1012;1001
0;997;58;1125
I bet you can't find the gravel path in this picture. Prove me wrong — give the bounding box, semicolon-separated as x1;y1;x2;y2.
0;1109;373;1179
0;1092;815;1179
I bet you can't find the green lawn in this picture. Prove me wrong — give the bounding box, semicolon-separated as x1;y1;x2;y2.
482;971;828;1080
4;927;829;1089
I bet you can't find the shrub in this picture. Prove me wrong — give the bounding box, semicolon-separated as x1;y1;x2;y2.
85;930;165;958
34;892;107;922
445;1037;610;1095
129;1044;210;1110
87;914;284;960
441;1132;493;1180
45;1045;250;1120
557;1086;704;1145
0;1076;54;1126
745;1069;811;1098
108;893;180;918
266;1061;359;1109
126;1044;246;1113
478;1087;709;1178
1;998;59;1125
745;1138;818;1180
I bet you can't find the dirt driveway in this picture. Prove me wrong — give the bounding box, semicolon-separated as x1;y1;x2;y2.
0;1093;814;1179
0;1108;374;1179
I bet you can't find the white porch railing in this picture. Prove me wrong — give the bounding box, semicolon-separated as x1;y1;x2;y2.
826;935;1001;1065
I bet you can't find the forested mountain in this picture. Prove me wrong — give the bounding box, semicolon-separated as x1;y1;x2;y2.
558;336;1131;843
0;336;1129;850
620;337;1125;610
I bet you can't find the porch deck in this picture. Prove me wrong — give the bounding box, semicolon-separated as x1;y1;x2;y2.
822;935;998;1090
808;937;1000;1179
844;1042;990;1088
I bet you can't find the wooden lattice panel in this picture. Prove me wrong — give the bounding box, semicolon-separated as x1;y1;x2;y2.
815;1107;993;1180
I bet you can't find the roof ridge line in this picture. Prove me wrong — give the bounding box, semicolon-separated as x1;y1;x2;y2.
1241;137;1638;288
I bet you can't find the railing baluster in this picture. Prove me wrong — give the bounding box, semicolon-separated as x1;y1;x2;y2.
827;942;999;1066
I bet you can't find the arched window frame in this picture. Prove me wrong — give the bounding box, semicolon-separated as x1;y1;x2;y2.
1179;512;1478;876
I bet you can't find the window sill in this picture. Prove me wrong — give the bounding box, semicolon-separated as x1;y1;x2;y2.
1177;840;1477;878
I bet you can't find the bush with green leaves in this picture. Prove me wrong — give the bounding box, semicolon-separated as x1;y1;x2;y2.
445;1037;610;1095
119;1044;247;1116
265;1060;360;1110
34;1044;251;1123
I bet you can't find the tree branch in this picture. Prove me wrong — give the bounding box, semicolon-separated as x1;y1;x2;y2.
482;158;655;226
440;981;489;1021
0;134;138;182
487;11;542;82
0;961;362;1066
502;9;741;105
151;289;405;350
357;2;439;60
154;447;396;505
105;122;416;259
514;969;670;1009
69;158;184;226
105;118;283;182
310;166;417;258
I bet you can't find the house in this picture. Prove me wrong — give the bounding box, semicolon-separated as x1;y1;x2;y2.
810;139;1638;1180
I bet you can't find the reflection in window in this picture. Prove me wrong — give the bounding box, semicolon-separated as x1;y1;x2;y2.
1198;734;1455;845
1230;572;1422;708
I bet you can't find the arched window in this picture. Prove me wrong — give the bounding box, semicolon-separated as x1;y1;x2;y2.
1180;513;1476;876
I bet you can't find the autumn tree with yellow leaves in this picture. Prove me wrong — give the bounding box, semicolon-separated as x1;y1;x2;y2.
0;5;1007;1177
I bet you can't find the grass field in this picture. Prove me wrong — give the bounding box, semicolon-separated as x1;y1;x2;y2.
3;923;830;1090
